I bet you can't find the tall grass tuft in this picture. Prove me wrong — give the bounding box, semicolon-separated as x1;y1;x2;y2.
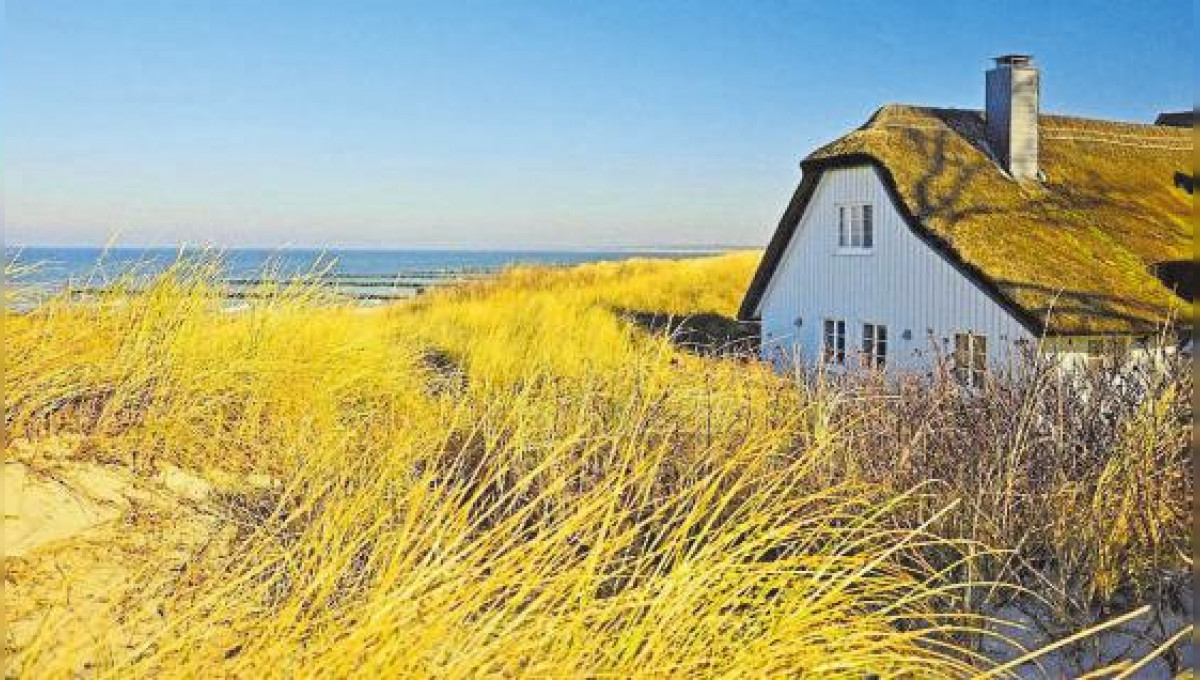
4;251;1190;677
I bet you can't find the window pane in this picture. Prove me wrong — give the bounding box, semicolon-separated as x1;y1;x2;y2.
823;320;833;362
862;205;873;248
838;207;847;247
873;325;886;367
825;319;847;364
837;321;845;362
953;334;968;381
954;334;968;358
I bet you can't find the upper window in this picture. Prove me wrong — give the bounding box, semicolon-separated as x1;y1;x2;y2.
823;318;847;365
837;204;874;251
861;323;887;368
953;333;987;387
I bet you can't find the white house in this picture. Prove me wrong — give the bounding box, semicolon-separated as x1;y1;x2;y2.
738;56;1192;380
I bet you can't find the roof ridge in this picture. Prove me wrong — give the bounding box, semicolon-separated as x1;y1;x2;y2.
1040;111;1180;128
1039;132;1190;151
872;103;1189;134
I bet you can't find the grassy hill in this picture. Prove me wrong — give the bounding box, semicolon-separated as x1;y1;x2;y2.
4;252;1190;677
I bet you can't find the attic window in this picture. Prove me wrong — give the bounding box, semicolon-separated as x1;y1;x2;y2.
837;204;874;251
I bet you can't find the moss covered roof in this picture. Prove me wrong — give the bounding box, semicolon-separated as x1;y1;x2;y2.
742;105;1193;335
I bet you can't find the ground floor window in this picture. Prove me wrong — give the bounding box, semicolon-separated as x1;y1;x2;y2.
823;318;846;365
861;323;887;368
953;333;987;386
1085;338;1124;369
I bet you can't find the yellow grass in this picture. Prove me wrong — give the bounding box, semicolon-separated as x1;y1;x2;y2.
3;251;1187;677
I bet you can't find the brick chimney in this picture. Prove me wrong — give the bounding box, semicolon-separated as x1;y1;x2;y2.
985;54;1039;180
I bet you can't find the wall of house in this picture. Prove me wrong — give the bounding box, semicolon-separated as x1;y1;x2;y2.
1042;335;1180;371
756;165;1034;372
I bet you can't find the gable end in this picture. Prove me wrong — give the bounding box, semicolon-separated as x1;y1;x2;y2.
739;154;1047;336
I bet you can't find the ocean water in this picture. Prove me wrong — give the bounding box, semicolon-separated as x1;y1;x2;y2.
5;246;721;302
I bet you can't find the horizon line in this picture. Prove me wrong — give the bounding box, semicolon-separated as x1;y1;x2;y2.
5;243;763;253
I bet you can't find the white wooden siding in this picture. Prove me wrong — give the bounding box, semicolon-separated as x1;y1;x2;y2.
757;165;1034;372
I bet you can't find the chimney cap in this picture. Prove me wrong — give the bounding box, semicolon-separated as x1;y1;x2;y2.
993;54;1034;67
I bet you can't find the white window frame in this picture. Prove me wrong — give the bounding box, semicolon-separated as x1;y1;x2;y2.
822;318;846;365
1085;337;1124;370
953;333;987;387
836;203;874;253
860;322;888;369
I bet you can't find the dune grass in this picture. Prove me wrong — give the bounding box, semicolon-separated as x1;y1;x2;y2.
3;251;1190;677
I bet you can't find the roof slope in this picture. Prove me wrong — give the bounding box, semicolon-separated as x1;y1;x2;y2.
741;105;1193;335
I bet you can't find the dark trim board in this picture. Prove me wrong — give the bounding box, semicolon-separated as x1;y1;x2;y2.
738;154;1051;337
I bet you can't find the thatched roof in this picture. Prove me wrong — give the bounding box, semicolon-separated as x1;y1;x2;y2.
740;105;1193;335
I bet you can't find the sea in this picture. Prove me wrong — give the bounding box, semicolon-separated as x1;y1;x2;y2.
4;246;724;303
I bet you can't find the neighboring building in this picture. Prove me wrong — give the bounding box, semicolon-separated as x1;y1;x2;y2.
1154;111;1194;127
738;56;1192;378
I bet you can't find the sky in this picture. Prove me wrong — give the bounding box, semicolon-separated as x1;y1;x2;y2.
3;1;1192;249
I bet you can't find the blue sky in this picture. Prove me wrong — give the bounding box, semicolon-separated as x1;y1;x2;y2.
4;1;1192;249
